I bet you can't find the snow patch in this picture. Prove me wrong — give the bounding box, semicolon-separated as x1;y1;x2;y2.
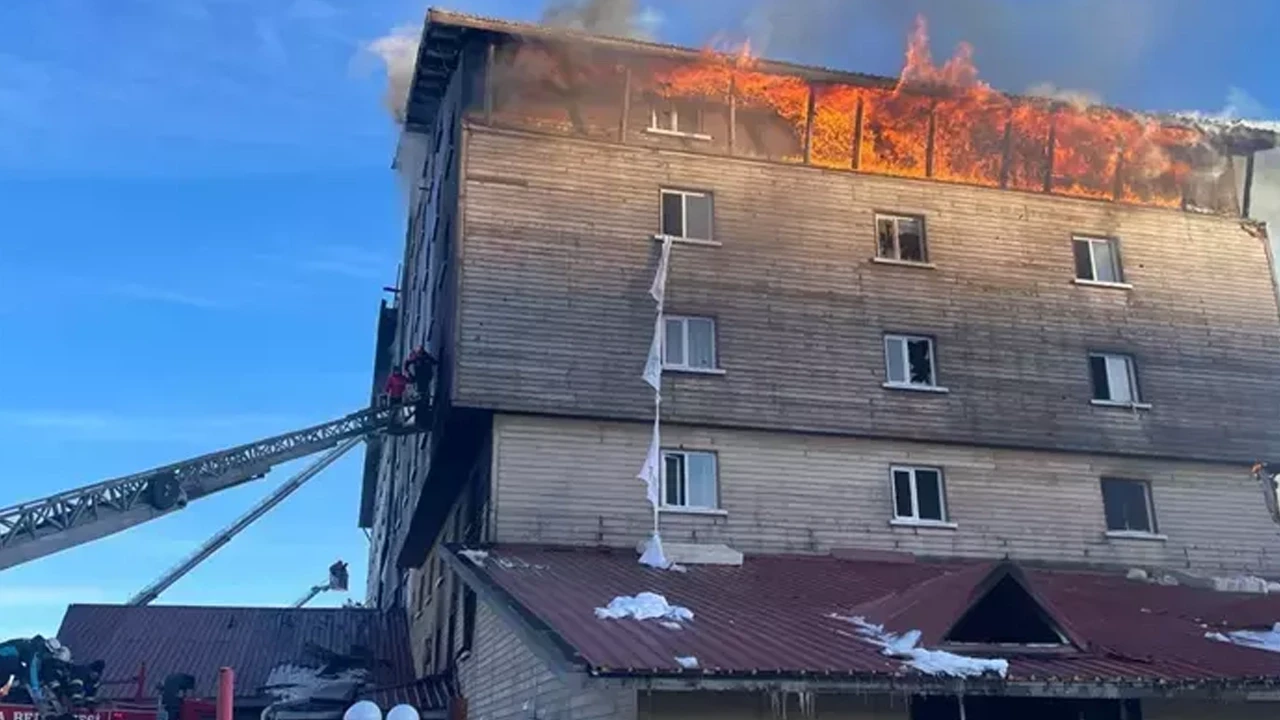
659;621;684;631
833;615;1008;679
459;549;489;567
675;656;699;669
1206;623;1280;654
596;592;693;623
1211;575;1272;594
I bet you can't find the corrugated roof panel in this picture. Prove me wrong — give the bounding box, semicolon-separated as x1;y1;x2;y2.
56;606;416;701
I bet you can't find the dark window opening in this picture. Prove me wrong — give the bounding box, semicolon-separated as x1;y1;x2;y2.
1102;478;1156;533
1089;353;1140;404
946;575;1064;645
1072;236;1123;283
885;335;937;387
876;214;927;263
660;189;714;241
461;588;477;651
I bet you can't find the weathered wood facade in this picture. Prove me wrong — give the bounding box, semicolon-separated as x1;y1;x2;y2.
489;414;1280;574
456;125;1280;463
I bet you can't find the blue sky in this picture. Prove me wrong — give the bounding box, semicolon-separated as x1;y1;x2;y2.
1;0;1278;643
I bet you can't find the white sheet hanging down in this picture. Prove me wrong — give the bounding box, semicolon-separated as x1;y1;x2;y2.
595;591;693;622
650;235;674;305
638;532;670;569
636;413;662;509
643;315;664;391
834;615;1009;678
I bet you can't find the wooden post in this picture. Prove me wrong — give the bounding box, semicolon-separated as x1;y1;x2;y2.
802;84;816;164
216;668;234;720
483;42;495;124
1112;148;1126;202
1244;152;1257;218
851;95;864;170
619;66;632;143
1044;106;1058;193
999;106;1014;189
728;76;737;155
925;97;938;178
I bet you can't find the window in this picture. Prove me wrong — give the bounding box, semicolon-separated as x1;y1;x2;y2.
891;466;948;523
876;214;927;263
1089;352;1142;404
1073;236;1124;284
884;334;938;388
661;450;718;510
650;100;705;137
1101;478;1157;534
660;189;714;242
663;316;717;371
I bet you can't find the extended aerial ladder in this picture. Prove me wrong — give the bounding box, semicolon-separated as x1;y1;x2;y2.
0;406;402;572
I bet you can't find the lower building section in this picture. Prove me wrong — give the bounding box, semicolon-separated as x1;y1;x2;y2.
490;413;1280;574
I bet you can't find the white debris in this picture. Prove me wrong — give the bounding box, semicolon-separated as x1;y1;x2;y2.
1206;623;1280;654
639;533;671;570
1211;575;1272;594
675;656;699;669
459;549;489;567
595;592;693;623
263;664;368;701
834;615;1008;679
1126;568;1148;582
659;621;684;631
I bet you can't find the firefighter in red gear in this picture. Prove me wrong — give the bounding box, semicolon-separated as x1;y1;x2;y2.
383;365;409;407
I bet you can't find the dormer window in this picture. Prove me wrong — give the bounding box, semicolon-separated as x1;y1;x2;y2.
943;566;1074;651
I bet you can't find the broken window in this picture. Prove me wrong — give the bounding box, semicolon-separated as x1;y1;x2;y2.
1072;236;1124;284
662;450;718;510
663;316;717;371
875;214;927;263
1101;478;1157;534
660;188;714;242
1089;352;1141;404
884;334;937;388
650;99;705;136
891;466;947;523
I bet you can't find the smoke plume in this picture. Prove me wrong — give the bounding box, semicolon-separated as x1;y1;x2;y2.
365;24;419;124
540;0;660;40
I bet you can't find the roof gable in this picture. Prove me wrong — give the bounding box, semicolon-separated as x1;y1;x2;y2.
943;563;1078;649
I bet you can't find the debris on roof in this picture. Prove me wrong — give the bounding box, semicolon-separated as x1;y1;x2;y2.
595;593;692;623
459;549;489;567
674;656;698;669
1206;623;1280;654
837;616;1009;679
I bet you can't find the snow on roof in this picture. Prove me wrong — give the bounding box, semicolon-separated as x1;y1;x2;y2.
595;592;693;623
836;615;1009;679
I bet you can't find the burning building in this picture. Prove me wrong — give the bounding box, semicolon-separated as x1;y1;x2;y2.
362;9;1280;720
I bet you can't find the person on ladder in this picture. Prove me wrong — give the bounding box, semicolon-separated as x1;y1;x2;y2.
405;347;436;404
382;365;408;408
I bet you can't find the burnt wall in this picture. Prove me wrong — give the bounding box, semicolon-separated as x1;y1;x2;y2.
473;38;1243;215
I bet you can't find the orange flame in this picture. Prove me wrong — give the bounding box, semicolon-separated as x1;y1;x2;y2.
636;14;1215;210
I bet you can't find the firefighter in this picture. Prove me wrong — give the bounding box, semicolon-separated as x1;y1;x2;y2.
405;347;437;400
382;366;408;407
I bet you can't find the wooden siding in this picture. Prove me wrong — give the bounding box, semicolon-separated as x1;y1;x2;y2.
456;602;636;720
490;414;1280;574
456;125;1280;463
648;692;907;720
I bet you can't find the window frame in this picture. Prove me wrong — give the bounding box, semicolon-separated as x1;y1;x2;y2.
659;449;722;514
658;188;716;245
1100;477;1162;539
662;315;721;373
1072;235;1128;287
874;213;930;265
647;100;712;141
1088;351;1149;408
889;465;953;527
883;333;946;392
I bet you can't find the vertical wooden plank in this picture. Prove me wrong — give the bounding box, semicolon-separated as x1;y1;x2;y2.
483;42;495;124
851;95;864;170
1244;152;1257;218
1044;106;1058;193
802;84;816;165
998;106;1013;189
728;76;737;155
925;97;938;178
619;66;632;143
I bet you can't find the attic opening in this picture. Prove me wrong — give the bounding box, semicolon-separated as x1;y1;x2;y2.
945;574;1067;646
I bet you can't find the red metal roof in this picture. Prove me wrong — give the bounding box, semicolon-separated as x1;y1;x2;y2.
56;605;417;701
450;545;1280;688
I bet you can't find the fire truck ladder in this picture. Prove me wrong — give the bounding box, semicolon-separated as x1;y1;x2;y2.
0;406;396;572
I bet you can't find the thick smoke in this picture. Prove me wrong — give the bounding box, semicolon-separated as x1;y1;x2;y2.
365;24;419;125
541;0;660;40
